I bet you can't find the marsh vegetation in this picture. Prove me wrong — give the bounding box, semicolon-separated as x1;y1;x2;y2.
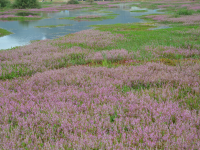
0;0;200;149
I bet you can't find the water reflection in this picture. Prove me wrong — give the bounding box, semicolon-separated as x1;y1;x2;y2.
0;4;163;50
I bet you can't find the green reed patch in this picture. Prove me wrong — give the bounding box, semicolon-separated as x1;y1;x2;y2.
68;53;87;65
176;8;193;16
107;13;119;16
0;28;13;37
130;10;148;12
90;23;155;32
110;111;118;123
119;81;165;93
0;64;35;80
59;15;116;21
35;24;73;28
0;16;43;21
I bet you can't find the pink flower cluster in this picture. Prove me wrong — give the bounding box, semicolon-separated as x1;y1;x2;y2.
167;14;200;25
0;14;41;19
52;29;125;48
145;13;200;25
145;15;169;22
188;6;200;10
146;46;200;58
86;49;136;61
0;15;16;18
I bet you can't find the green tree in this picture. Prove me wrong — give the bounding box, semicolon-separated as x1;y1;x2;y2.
12;0;41;9
86;0;94;4
0;0;10;8
67;0;79;4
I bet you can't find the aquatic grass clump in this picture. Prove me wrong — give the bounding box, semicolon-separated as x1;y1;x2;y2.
35;24;73;28
0;28;13;37
90;23;156;32
130;10;148;12
59;15;117;21
107;13;119;16
0;61;200;149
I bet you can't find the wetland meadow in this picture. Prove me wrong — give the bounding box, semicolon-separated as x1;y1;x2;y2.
0;0;200;149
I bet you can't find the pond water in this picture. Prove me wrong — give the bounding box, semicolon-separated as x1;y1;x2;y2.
0;4;162;50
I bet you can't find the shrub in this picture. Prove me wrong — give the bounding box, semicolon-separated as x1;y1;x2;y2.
12;0;41;9
176;9;193;15
67;0;79;4
0;0;10;8
86;0;94;4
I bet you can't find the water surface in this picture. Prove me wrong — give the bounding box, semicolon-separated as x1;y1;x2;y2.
0;4;162;50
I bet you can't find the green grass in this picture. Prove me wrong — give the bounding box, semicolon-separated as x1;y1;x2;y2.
107;13;119;16
35;24;73;28
176;8;193;15
130;10;148;12
89;23;200;60
0;28;13;37
0;16;43;21
59;15;117;21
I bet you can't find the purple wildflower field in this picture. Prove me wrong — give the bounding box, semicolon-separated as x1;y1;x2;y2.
0;0;200;149
0;60;200;149
0;27;200;149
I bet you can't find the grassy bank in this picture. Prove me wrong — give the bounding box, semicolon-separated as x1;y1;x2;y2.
0;1;200;149
0;28;13;37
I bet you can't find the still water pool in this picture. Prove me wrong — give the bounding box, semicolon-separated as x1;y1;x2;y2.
0;4;162;50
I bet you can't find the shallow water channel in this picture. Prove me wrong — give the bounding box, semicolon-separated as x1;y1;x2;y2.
0;4;162;50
